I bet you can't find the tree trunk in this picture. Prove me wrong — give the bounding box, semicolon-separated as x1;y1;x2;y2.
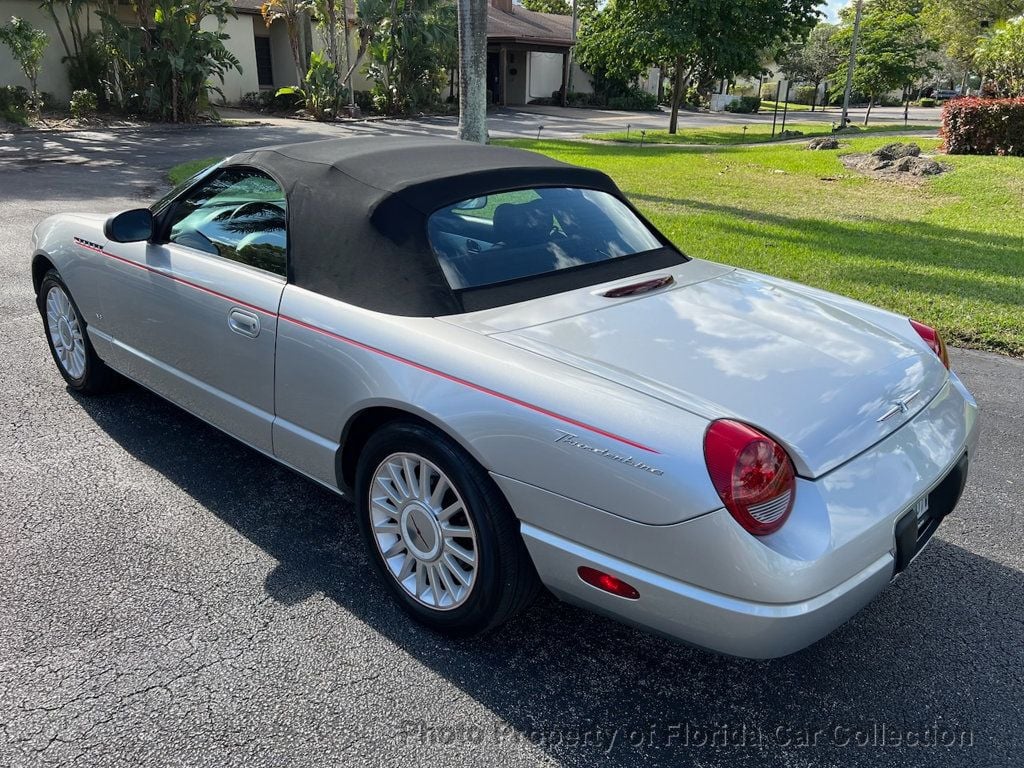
810;81;818;112
457;0;488;143
343;23;372;88
668;55;686;134
343;0;355;106
297;13;309;87
326;0;340;70
560;51;569;107
863;94;873;126
287;21;303;86
43;4;74;61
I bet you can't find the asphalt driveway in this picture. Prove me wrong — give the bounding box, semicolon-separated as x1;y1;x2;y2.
0;121;1021;768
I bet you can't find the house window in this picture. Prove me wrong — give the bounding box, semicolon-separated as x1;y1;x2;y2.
254;37;273;87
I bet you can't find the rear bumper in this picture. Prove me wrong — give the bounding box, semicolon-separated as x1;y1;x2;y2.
522;523;895;659
500;372;979;658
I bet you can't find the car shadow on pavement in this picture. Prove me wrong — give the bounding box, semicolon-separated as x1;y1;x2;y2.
74;381;1020;767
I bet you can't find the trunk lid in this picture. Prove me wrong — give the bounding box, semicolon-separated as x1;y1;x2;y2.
475;268;948;477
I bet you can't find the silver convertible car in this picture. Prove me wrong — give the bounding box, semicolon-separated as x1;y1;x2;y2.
32;137;979;658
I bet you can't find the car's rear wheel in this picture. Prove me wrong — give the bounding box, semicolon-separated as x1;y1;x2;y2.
38;269;118;394
355;421;540;635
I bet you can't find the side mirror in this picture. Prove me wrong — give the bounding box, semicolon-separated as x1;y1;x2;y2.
104;208;154;243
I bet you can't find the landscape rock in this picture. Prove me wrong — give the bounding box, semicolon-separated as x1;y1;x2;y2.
872;142;921;160
840;148;948;181
807;136;840;150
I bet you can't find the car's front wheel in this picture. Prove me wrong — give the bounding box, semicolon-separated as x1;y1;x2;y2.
37;269;118;394
355;421;539;635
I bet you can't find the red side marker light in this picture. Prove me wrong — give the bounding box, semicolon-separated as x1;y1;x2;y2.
577;566;640;599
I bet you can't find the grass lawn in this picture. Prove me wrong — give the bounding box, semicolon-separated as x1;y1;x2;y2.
586;122;938;146
758;100;815;112
497;137;1023;356
168;156;223;185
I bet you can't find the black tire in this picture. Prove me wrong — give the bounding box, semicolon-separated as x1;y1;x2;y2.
355;421;540;636
37;269;119;395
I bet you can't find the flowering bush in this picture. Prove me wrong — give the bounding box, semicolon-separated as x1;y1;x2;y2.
940;97;1024;156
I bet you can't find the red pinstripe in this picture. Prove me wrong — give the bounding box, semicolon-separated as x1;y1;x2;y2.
77;238;659;455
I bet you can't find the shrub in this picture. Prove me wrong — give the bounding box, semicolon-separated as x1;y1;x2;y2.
0;84;29;123
239;91;272;110
607;89;658;111
917;97;936;108
941;97;1024;156
353;90;374;112
724;95;762;113
0;84;29;111
794;85;818;105
760;82;780;101
271;87;304;112
69;88;97;118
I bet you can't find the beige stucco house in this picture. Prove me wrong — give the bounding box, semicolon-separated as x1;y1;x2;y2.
0;0;647;109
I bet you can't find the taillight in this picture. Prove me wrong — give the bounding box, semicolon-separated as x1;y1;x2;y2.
909;319;950;369
704;420;796;536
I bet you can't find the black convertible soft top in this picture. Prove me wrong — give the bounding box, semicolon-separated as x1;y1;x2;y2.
226;136;682;316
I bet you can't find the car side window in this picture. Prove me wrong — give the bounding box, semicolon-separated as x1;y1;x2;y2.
164;167;287;277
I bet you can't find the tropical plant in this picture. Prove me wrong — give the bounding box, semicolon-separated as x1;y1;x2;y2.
276;49;346;118
100;0;242;122
974;15;1024;96
38;0;109;99
365;0;456;115
0;17;49;113
262;0;312;87
311;0;343;69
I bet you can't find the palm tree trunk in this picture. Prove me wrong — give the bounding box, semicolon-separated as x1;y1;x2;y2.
457;0;488;143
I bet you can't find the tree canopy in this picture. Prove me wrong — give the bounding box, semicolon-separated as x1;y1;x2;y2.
829;3;936;121
777;22;841;90
975;15;1024;95
521;0;572;14
576;0;820;132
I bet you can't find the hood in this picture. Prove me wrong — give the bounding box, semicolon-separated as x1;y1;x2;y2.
485;269;948;477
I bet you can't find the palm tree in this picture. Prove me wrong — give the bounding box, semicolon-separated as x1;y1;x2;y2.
457;0;487;142
261;0;312;85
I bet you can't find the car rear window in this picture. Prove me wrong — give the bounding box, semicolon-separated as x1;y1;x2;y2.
427;187;664;289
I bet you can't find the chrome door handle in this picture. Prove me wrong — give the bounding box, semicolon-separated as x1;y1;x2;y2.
228;308;260;338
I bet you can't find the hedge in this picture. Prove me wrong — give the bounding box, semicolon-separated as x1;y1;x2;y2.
940;97;1024;156
724;96;761;114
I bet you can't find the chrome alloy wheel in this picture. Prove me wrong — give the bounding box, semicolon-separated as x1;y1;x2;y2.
45;285;86;380
369;452;478;610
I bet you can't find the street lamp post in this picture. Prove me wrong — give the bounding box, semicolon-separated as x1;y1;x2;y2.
840;0;864;129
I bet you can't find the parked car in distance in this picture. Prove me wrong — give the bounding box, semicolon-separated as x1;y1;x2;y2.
31;137;979;658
